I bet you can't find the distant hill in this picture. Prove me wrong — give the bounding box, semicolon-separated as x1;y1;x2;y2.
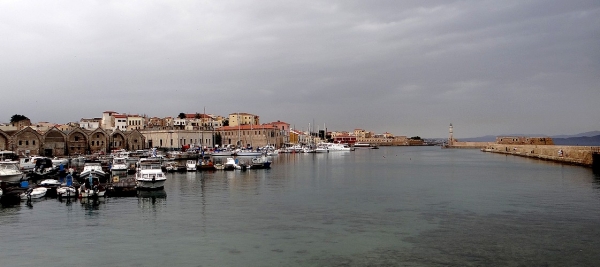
552;135;600;146
552;131;600;139
456;131;600;146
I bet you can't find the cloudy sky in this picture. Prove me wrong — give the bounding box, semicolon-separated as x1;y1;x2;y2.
1;1;598;138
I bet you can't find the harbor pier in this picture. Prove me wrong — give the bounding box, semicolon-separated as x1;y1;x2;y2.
482;144;599;168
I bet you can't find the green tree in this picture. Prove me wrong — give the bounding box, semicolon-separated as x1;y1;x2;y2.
223;118;229;126
10;114;29;124
178;113;186;119
410;136;422;140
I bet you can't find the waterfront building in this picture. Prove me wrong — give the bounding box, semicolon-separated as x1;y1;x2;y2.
127;115;145;131
101;111;118;130
0;127;146;156
114;114;128;131
218;124;284;148
228;113;259;127
79;118;101;130
141;129;213;150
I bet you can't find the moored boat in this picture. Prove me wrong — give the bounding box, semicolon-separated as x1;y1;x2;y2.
80;161;107;183
136;161;167;190
0;161;25;183
20;187;48;200
223;157;242;170
56;186;77;198
111;157;128;172
248;155;272;169
79;174;107;198
186;160;197;171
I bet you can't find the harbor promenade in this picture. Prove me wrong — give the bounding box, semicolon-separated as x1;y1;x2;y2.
482;144;600;168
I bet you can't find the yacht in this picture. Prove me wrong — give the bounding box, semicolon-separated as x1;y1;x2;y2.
111;157;128;172
186;160;197;171
136;161;167;190
0;161;25;183
80;161;107;183
326;142;354;151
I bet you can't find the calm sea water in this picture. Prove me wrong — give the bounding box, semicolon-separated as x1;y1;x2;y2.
2;147;600;266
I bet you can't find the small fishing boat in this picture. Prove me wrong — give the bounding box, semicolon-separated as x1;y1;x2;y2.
223;157;242;170
79;174;106;198
248;155;272;169
186;160;197;171
56;186;77;198
20;187;48;200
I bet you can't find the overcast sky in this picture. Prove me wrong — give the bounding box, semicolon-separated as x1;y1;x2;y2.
1;1;598;138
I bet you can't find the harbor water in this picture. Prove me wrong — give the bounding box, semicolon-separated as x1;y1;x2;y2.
2;147;600;266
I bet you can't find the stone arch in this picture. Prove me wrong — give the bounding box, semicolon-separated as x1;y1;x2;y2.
13;127;43;156
42;127;67;157
0;129;9;151
67;128;89;156
111;130;126;151
127;130;146;151
89;128;109;154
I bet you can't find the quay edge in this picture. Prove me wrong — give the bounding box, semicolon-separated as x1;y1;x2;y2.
481;144;600;168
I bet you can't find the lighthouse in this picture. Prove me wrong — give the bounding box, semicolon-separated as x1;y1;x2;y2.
448;123;454;146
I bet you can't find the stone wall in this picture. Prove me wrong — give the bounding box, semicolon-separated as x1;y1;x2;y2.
447;141;493;148
483;144;597;166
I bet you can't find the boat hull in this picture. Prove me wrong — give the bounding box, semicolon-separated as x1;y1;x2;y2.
57;187;78;198
20;187;48;200
0;173;25;183
136;179;166;190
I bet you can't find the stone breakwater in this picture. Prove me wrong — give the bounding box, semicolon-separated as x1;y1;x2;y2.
482;144;599;167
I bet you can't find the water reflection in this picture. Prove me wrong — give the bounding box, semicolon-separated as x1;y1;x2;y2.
137;190;167;208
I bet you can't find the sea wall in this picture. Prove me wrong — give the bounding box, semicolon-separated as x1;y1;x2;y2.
446;141;493;149
483;144;597;167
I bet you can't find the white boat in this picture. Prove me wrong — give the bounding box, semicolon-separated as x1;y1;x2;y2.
186;160;197;171
79;186;106;198
0;161;25;183
136;161;167;190
235;149;263;156
51;157;69;168
80;162;107;180
79;174;106;198
19;156;52;173
20;187;48;200
111;157;128;172
223;157;242;170
248;155;272;169
39;179;61;187
315;143;329;153
56;186;77;198
354;143;378;149
326;142;354;151
211;145;234;156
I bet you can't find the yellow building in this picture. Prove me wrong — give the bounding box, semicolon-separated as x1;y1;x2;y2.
228;113;259;127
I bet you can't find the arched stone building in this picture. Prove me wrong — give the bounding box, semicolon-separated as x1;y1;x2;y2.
42;127;67;157
1;127;147;156
67;128;89;155
111;129;126;151
0;129;9;151
89;128;109;154
13;127;43;156
126;130;145;151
